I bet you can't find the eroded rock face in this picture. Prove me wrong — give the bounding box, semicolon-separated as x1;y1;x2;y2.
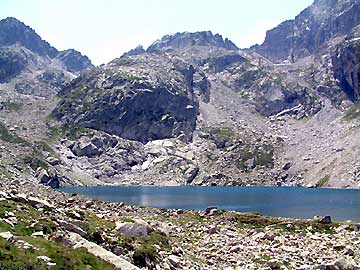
53;54;199;143
333;37;360;101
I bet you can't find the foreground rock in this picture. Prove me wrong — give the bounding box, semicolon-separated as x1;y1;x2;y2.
0;180;358;269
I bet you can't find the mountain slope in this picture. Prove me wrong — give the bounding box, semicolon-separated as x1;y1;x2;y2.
0;17;94;188
2;0;360;190
49;2;360;189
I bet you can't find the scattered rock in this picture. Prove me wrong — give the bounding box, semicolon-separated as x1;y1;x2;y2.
37;256;56;266
168;255;181;267
282;162;292;171
335;256;357;270
267;259;281;269
314;215;332;224
205;206;218;215
46;157;60;165
184;166;199;184
0;231;14;241
31;231;45;238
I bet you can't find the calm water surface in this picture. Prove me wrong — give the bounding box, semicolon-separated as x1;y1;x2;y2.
61;186;360;222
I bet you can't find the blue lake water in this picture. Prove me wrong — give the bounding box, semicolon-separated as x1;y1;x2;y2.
60;186;360;222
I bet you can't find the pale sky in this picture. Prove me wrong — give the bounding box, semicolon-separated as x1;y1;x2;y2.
0;0;313;65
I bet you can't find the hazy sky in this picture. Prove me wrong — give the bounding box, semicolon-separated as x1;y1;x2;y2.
0;0;313;65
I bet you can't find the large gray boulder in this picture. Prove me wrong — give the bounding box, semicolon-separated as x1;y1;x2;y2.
71;137;101;157
115;219;154;238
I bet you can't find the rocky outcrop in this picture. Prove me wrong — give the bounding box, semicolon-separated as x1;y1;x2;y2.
123;45;145;56
0;46;28;83
147;31;238;52
53;54;199;143
333;36;360;101
202;52;246;73
55;49;93;73
36;169;60;189
253;0;360;62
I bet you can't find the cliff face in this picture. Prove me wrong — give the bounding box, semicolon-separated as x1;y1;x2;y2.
53;54;199;143
333;37;360;101
253;0;360;62
0;46;29;83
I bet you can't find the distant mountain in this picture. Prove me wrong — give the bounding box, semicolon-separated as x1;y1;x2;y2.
253;0;360;62
0;17;93;84
147;31;238;52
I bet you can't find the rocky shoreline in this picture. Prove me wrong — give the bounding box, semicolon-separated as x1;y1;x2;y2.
0;179;358;269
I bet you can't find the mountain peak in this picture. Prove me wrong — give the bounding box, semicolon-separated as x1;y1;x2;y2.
0;17;58;57
1;17;22;24
123;45;145;56
147;31;239;52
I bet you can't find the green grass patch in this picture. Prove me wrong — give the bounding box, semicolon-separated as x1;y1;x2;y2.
0;123;27;144
202;126;236;148
236;144;274;171
0;238;48;269
23;237;117;270
224;211;339;234
76;213;115;235
254;254;273;265
0;200;117;269
344;105;360;121
0;101;22;112
133;231;170;267
171;212;206;226
21;152;48;170
315;175;330;188
232;212;282;228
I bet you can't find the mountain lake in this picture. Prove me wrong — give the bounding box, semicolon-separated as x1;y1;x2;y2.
61;186;360;222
